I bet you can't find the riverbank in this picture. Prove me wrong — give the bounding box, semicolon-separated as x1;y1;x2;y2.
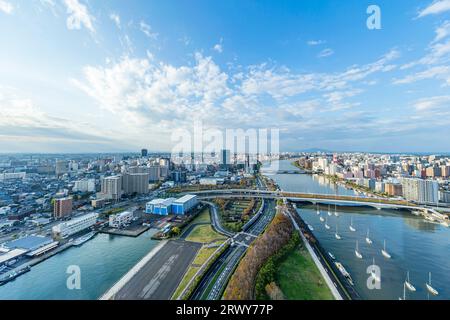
100;239;168;300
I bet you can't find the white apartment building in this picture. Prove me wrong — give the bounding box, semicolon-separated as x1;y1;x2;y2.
52;212;98;239
109;211;133;228
101;175;122;200
73;179;95;192
401;178;439;204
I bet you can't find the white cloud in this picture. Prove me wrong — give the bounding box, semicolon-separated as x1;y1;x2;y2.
213;38;224;53
318;48;334;58
0;0;13;14
64;0;95;33
307;40;325;46
109;13;121;29
139;20;158;39
418;0;450;17
434;20;450;42
213;44;223;53
414;95;450;111
394;65;450;84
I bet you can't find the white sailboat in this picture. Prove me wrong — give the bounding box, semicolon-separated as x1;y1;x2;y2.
319;215;325;222
327;205;332;216
316;205;320;215
335;223;341;240
425;272;439;296
365;229;373;244
381;240;391;259
308;224;314;231
355;240;363;259
349;217;356;232
334;205;339;217
405;271;416;292
325;217;330;230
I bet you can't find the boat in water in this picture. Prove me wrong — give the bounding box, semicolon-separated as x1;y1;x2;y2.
405;271;416;292
325;217;330;230
349;217;356;232
366;229;373;245
425;272;439;296
73;231;96;246
0;266;31;286
0;265;7;272
327;205;332;216
334;205;339;217
335;223;341;240
355;240;363;259
307;224;314;231
335;262;354;285
319;215;325;222
381;239;391;259
316;205;320;215
328;252;335;260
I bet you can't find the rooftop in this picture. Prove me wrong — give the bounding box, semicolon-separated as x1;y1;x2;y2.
4;235;53;251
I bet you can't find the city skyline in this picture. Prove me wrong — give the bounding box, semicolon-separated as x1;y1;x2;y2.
1;0;450;153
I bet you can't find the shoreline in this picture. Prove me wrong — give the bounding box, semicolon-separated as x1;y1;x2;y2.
99;239;168;300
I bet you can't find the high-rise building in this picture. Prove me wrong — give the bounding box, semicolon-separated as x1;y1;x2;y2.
53;197;73;219
100;175;122;200
122;173;149;194
141;149;148;157
55;160;69;176
384;182;403;196
221;149;230;167
401;178;439;204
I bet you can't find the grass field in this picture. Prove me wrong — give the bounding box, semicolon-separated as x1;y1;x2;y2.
194;207;211;223
185;224;226;243
275;245;334;300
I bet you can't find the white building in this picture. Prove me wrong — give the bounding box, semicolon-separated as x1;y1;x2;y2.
73;179;95;192
109;211;133;228
52;212;98;239
401;178;439;204
101;175;122;200
0;172;26;181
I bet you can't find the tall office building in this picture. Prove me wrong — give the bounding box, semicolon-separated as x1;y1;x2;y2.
100;175;122;200
141;149;148;157
221;149;231;166
53;197;73;219
401;178;439;204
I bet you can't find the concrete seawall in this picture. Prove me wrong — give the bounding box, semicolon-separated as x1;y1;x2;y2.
99;240;168;300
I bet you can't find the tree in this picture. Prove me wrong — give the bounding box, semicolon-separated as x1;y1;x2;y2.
171;226;181;236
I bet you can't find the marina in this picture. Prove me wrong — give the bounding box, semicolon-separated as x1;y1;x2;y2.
263;160;450;300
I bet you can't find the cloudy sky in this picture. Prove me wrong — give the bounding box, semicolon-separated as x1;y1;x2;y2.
0;0;450;153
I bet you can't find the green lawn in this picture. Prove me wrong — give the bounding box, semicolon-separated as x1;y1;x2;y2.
194;207;211;223
185;225;226;243
276;245;334;300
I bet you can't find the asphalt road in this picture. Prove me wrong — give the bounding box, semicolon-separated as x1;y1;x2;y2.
113;240;202;300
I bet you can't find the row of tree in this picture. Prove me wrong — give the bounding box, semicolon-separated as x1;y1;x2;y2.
223;212;294;300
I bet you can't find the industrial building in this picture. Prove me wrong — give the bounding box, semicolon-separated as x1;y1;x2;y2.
145;194;198;215
146;198;176;215
52;212;98;239
172;195;198;215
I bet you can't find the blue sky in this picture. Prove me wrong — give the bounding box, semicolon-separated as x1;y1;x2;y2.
0;0;450;153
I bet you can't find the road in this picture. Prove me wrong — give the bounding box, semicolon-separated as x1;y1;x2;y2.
190;176;276;300
112;240;202;300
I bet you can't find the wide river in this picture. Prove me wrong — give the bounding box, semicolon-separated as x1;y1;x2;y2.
262;160;450;300
0;229;158;299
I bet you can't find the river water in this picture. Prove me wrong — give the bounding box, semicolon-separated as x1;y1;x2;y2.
0;230;158;299
262;160;450;300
